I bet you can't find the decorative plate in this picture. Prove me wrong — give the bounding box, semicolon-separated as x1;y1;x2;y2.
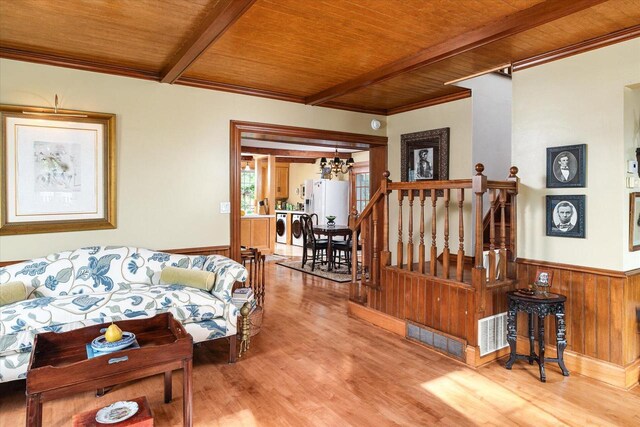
91;332;136;353
95;400;139;424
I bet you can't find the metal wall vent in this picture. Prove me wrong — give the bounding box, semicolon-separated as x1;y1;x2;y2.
478;312;508;357
406;322;465;361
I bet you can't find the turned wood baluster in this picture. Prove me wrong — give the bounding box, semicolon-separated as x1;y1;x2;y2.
456;189;465;282
407;191;414;271
372;197;379;286
430;189;438;277
488;190;497;284
351;208;358;286
362;216;369;284
443;189;450;279
382;171;391;267
419;190;426;274
499;189;508;279
397;191;404;268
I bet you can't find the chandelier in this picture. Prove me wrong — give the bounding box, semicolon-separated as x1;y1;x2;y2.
320;149;355;177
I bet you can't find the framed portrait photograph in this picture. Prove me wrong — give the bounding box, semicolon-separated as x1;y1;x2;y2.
1;104;116;235
546;144;586;188
629;192;640;251
546;195;585;238
401;127;449;184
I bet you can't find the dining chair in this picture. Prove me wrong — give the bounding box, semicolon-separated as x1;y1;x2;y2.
301;214;328;271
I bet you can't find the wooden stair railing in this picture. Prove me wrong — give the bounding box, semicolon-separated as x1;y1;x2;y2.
349;164;519;306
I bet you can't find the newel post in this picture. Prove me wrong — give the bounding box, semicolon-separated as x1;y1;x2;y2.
472;164;487;268
472;163;487;315
380;171;391;267
507;166;519;263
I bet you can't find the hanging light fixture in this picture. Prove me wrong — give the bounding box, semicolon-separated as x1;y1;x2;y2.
320;149;354;177
244;161;251;171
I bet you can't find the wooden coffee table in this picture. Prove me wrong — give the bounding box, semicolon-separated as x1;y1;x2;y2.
26;313;193;427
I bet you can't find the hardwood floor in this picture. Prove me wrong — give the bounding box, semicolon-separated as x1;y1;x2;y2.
1;260;639;426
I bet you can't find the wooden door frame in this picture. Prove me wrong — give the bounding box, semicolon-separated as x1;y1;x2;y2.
230;120;388;261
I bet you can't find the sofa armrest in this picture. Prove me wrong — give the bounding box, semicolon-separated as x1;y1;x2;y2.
202;256;248;302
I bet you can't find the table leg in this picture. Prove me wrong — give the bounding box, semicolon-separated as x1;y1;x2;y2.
528;313;535;364
183;358;193;427
26;393;42;427
164;371;172;403
538;315;546;382
505;300;518;369
327;238;333;271
556;308;570;376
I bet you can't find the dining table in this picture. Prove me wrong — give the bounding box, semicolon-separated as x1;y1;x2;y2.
312;224;352;271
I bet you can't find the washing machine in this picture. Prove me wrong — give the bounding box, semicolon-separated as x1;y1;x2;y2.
291;213;304;246
276;213;288;244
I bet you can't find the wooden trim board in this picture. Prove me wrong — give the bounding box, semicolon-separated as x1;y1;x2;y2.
512;336;639;390
348;301;405;336
0;245;231;267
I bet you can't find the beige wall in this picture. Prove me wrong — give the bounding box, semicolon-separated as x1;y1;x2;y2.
287;162;319;206
513;38;640;271
0;59;384;261
623;85;640;270
386;98;474;263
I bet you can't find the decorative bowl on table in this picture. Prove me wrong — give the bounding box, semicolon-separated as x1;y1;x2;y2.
91;331;136;353
326;216;336;226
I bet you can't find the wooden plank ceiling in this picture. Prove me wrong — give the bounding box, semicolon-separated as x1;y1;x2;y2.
1;0;638;115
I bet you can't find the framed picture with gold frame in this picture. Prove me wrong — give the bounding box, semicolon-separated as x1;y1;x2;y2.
630;192;640;251
1;104;116;235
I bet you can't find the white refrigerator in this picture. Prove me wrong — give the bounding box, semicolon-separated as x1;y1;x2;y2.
308;179;349;226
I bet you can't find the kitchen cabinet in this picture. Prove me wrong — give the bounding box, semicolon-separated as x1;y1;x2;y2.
241;216;273;253
275;165;289;199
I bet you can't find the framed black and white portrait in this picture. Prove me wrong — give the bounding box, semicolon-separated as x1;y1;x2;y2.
546;144;586;188
401;127;449;183
630;192;640;251
413;148;434;180
546;195;585;238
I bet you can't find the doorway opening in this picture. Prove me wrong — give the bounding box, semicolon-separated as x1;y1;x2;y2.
229;121;388;261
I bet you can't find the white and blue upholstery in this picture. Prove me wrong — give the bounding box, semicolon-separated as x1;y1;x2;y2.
0;246;247;383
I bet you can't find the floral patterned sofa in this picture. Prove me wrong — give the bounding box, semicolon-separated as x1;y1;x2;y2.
0;246;247;383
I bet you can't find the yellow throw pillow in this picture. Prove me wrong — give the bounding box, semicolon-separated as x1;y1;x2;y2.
160;267;217;292
0;281;27;306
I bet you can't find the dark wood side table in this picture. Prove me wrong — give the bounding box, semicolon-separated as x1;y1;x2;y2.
26;313;192;427
505;290;569;382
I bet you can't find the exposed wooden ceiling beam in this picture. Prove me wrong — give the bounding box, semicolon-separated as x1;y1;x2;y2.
241;146;351;159
305;0;608;105
160;0;257;84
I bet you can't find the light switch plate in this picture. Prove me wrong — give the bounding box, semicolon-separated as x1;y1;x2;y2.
627;176;640;188
220;202;231;214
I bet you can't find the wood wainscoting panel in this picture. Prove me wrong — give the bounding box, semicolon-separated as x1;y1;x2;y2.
516;258;639;370
374;266;474;343
162;245;231;257
0;245;232;267
625;271;640;366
